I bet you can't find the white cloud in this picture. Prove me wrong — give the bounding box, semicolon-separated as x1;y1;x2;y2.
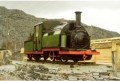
37;8;120;33
81;8;120;33
0;1;120;33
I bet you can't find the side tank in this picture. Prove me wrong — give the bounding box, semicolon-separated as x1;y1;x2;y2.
42;21;68;48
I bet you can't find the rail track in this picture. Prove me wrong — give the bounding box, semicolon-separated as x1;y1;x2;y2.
20;60;96;65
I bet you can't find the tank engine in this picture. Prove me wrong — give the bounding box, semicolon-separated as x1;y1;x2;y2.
24;11;99;62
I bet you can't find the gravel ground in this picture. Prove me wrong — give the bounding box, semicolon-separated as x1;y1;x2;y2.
0;61;120;80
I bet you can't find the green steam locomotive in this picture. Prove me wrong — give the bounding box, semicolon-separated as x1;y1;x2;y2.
24;11;99;62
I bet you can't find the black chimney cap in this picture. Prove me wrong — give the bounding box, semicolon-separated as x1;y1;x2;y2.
75;11;82;13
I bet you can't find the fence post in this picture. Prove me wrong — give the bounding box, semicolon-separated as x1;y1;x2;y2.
112;41;117;77
112;51;117;76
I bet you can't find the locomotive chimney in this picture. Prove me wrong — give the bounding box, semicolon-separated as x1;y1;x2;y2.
75;11;82;27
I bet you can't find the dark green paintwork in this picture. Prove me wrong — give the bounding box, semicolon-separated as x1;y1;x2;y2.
33;25;36;51
42;34;60;48
24;21;67;52
24;41;33;52
33;24;42;51
61;35;67;47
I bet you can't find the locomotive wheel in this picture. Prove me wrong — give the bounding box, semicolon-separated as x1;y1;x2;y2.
44;56;49;61
33;55;41;61
73;59;79;63
62;59;68;62
43;52;49;61
49;52;55;61
72;55;80;63
86;55;92;60
27;54;32;60
61;55;68;62
54;51;61;61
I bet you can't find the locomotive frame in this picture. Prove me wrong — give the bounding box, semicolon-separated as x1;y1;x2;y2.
24;11;100;62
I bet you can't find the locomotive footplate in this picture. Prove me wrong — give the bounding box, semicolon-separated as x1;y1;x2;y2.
24;48;100;62
25;48;100;55
59;49;100;55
